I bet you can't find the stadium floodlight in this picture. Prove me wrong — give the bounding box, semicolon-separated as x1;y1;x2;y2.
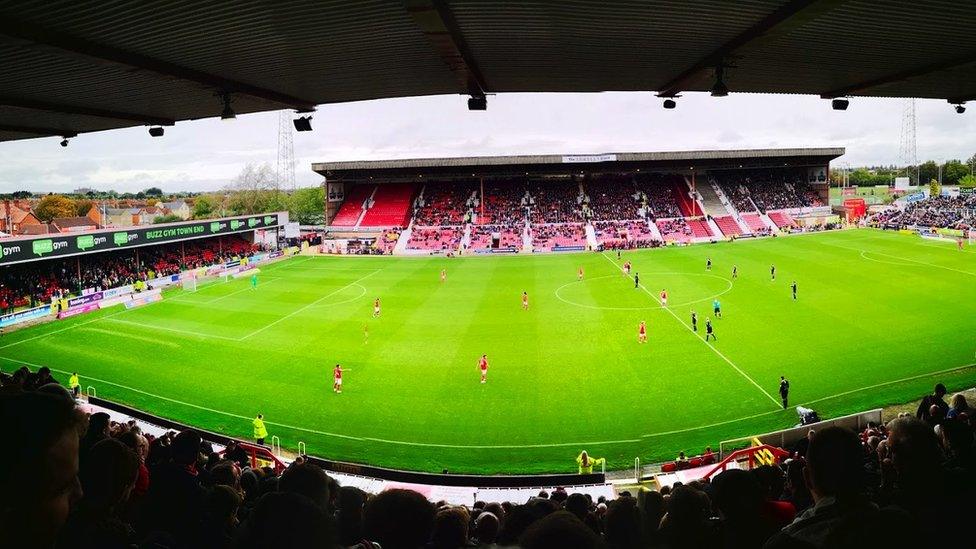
148;126;164;137
293;116;313;132
954;103;966;114
710;66;729;97
468;95;487;111
663;98;677;109
220;93;236;120
831;98;850;111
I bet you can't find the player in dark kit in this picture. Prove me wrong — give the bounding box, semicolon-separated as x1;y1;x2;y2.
634;272;640;288
691;311;698;332
779;376;790;409
770;264;776;281
705;318;716;341
732;265;738;279
791;281;797;300
706;257;712;271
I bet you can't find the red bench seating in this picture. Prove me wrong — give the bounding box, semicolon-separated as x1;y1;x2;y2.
768;211;796;228
360;183;415;227
741;213;767;232
686;219;713;238
713;215;742;236
331;185;374;226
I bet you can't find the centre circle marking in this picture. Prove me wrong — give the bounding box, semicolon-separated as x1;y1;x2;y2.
555;273;733;311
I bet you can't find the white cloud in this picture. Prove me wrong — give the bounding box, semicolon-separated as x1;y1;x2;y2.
0;92;972;193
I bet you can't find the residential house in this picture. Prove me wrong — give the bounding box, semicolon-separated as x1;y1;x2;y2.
51;216;98;233
159;200;191;220
0;201;42;235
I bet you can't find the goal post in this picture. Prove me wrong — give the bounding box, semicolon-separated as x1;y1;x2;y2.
181;272;197;292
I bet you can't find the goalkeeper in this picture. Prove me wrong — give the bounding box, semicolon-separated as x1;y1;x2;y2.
576;450;605;474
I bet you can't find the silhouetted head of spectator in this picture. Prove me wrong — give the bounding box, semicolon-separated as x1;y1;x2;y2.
116;430;148;462
86;412;110;440
210;462;240;491
484;501;504;520
169;429;202;467
205;484;241;529
940;417;974;460
713;469;764;520
934;383;947;398
550;487;568;505
238;491;333;549
279;462;331;512
751;464;786;501
887;416;944;490
804;426;864;501
0;392;84;549
565;492;590;521
474;511;499;544
519;510;603;549
606;496;642;548
363;489;434;549
430;506;469;549
80;438;139;510
639;489;664;539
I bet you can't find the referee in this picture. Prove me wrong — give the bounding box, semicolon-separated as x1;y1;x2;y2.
779;376;790;409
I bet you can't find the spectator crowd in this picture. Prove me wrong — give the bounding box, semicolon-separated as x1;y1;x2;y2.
3;364;974;549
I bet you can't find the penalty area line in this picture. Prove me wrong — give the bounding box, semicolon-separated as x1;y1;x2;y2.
599;252;782;409
239;269;383;340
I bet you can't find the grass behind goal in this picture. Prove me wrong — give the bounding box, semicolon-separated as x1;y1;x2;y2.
1;229;974;474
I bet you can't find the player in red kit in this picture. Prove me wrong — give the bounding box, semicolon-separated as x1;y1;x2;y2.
441;268;446;282
578;266;584;281
624;261;632;276
522;291;529;310
638;321;647;343
373;297;381;318
660;289;668;307
333;364;343;394
479;354;489;383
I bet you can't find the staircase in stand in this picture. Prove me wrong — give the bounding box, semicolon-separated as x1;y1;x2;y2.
695;179;732;218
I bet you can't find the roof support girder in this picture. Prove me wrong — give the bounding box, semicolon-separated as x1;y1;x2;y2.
822;51;976;98
656;0;848;97
0;18;318;111
0;123;75;137
405;0;489;96
0;96;175;126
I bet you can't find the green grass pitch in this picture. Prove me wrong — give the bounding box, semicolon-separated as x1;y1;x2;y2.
2;228;975;474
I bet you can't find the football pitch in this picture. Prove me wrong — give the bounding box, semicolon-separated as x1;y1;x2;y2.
2;228;975;474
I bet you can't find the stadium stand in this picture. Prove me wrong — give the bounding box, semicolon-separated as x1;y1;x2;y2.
593;220;656;246
713;215;743;237
712;169;824;213
741;213;770;233
531;223;587;251
670;179;701;217
526;180;584;223
2;370;971;548
330;184;375;226
656;218;695;243
634;173;684;219
0;236;255;312
582;175;638;221
875;195;976;230
478;179;527;225
359;183;416;227
685;218;714;239
469;224;523;251
405;226;463;252
767;211;796;229
412;181;479;226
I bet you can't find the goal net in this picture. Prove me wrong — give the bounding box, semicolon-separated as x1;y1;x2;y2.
182;273;198;292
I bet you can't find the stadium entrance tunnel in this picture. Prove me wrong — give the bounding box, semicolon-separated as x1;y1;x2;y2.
555;273;732;311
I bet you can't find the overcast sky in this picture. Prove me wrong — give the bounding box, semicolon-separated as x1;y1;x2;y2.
0;92;972;194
